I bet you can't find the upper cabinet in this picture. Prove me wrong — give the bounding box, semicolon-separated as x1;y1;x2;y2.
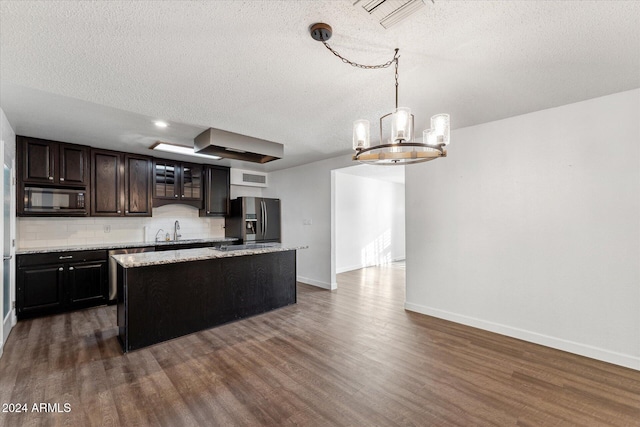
91;149;152;217
19;136;88;186
200;166;230;217
17;135;229;217
125;154;153;216
153;160;203;209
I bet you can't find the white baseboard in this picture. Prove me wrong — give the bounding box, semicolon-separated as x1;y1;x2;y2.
297;276;333;290
336;257;406;274
336;264;363;274
404;302;640;371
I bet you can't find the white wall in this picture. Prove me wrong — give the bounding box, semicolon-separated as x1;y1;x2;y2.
263;154;352;289
405;89;640;370
17;204;225;249
230;184;263;200
1;110;16;166
335;172;405;273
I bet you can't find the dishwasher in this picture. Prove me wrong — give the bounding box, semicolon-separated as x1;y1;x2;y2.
108;246;155;302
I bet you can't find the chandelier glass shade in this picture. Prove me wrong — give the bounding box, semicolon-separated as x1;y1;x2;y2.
310;22;450;165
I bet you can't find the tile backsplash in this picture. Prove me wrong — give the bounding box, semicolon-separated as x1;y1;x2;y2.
17;204;226;249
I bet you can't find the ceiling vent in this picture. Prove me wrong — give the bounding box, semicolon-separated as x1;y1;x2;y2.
354;0;431;29
194;128;284;164
230;168;268;188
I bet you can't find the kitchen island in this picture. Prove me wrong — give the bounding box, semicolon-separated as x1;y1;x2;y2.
112;244;302;352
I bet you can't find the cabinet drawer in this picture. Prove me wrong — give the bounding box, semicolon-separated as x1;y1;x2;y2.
18;250;107;267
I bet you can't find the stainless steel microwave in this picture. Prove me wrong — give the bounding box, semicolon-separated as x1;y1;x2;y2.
23;187;86;214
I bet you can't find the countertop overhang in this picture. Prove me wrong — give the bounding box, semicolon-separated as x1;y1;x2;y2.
112;244;307;268
16;238;239;255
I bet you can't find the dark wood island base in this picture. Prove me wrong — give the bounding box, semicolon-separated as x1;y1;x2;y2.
116;250;297;352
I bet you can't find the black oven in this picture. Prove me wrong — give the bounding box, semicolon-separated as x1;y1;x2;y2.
23;186;87;214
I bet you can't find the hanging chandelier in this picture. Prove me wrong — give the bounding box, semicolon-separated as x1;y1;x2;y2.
310;23;450;165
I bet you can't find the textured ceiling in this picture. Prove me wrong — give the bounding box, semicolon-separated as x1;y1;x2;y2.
1;1;639;171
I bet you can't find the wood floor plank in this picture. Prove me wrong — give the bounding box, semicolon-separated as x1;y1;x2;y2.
1;262;639;426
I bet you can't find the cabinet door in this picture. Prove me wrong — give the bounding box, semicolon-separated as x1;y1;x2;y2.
59;144;88;186
153;160;179;200
17;264;65;318
180;163;202;201
91;149;123;216
20;137;56;184
68;261;107;308
201;166;229;216
125;155;152;216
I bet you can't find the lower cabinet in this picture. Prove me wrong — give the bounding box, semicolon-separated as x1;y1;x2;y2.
17;250;108;319
17;264;65;317
67;260;108;309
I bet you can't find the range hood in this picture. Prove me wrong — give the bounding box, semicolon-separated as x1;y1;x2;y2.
194;128;283;163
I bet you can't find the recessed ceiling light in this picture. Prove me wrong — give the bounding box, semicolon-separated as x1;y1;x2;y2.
150;142;221;160
154;121;169;128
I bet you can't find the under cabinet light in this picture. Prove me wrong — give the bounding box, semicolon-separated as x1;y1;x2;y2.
150;142;222;160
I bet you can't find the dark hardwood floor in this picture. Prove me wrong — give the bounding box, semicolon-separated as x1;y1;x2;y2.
1;262;639;426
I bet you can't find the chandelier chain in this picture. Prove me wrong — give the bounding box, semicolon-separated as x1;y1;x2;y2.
322;42;399;70
394;52;399;109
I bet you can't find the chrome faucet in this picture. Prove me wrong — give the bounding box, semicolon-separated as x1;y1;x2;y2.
155;229;165;242
174;221;181;241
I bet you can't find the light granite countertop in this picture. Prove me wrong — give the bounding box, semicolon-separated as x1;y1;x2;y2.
112;244;307;268
16;238;239;255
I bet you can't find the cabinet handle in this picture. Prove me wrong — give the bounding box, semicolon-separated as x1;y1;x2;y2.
58;267;64;271
125;210;129;214
59;255;73;260
174;194;178;198
117;210;121;214
60;178;65;181
48;176;54;180
207;211;211;214
69;267;74;271
181;195;185;198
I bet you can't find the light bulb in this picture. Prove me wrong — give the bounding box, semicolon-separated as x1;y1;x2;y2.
391;107;412;142
430;114;450;146
352;119;370;150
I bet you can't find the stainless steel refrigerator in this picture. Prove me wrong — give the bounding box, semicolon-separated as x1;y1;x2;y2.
225;197;281;243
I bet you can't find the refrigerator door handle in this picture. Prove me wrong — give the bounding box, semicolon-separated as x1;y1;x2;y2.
264;201;268;238
260;200;265;240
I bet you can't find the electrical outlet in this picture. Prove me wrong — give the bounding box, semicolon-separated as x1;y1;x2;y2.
303;218;313;225
104;225;111;233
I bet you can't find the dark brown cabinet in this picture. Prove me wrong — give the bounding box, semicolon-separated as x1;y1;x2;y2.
17;250;108;319
125;154;153;216
153;160;203;208
91;149;152;217
16;264;65;318
68;260;108;309
200;166;230;217
17;135;228;217
18;136;88;186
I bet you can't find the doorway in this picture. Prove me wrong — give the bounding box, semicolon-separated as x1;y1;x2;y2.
331;164;405;289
